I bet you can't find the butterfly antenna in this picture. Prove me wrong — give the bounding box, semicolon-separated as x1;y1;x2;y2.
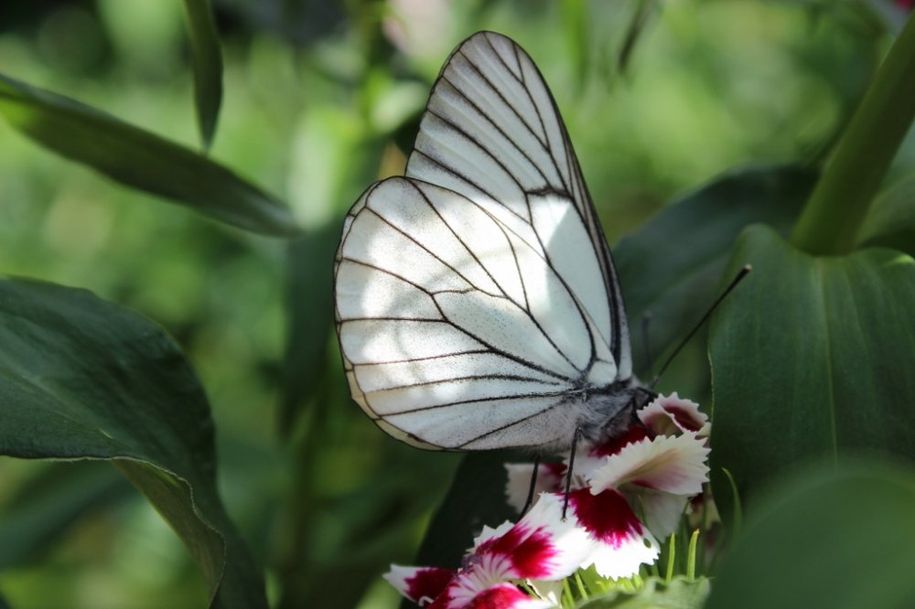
650;265;752;389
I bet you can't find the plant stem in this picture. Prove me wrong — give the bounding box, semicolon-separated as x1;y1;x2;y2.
791;14;915;255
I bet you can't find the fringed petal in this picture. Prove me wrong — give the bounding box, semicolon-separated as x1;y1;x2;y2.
588;433;709;496
385;565;456;607
637;393;710;437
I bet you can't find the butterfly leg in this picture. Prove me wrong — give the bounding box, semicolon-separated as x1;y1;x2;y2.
561;426;584;521
519;455;541;517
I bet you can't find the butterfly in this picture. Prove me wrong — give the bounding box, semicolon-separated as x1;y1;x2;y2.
334;31;654;453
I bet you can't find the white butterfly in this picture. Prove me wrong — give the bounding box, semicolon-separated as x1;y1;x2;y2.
334;31;652;452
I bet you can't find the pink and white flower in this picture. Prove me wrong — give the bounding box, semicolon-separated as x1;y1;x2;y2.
387;489;599;608
387;393;712;608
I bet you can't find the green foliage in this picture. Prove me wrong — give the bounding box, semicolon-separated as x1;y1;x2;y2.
791;12;915;255
182;0;224;149
0;0;913;607
615;165;817;377
409;453;517;570
709;227;915;516
858;173;915;255
0;73;296;236
0;463;128;570
0;279;266;609
577;577;709;609
706;460;915;609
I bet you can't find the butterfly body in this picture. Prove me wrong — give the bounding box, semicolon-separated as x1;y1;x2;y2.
334;32;642;453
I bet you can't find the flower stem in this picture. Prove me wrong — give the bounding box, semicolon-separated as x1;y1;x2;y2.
790;14;915;255
686;529;700;580
665;534;676;583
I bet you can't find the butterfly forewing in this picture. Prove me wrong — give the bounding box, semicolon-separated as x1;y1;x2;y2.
334;31;634;450
406;31;631;378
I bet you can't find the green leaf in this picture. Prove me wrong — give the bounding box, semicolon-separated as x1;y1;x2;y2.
616;0;659;77
706;460;915;609
0;278;267;609
578;577;709;609
857;173;915;256
790;11;915;255
614;165;817;375
0;462;129;569
709;226;915;518
0;73;297;237
280;227;340;434
182;0;224;148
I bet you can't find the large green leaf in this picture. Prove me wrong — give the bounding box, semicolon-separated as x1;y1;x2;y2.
857;172;915;256
0;278;267;609
0;73;296;237
706;460;915;609
182;0;224;148
614;166;816;376
708;226;915;518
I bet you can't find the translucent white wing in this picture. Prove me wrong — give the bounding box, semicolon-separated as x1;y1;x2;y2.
335;177;618;450
405;31;632;379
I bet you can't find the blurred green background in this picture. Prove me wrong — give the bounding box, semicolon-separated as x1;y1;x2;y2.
0;1;909;608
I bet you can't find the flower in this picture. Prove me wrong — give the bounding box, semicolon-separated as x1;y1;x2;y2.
386;394;712;608
509;394;711;541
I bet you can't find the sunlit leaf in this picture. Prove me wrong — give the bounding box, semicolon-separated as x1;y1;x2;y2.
706;460;915;609
0;73;297;237
614;165;817;376
0;278;267;609
709;226;915;519
182;0;223;148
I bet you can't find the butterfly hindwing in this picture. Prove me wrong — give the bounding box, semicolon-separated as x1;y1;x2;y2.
336;178;617;449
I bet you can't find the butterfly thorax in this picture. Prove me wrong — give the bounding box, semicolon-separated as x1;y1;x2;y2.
575;377;655;445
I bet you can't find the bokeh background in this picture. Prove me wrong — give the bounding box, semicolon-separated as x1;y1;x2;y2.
0;1;909;608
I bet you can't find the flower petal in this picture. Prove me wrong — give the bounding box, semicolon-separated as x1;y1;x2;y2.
465;583;552;609
568;488;659;578
478;493;592;580
473;521;515;550
589;433;710;496
385;565;455;607
638;393;709;437
634;489;690;539
504;463;565;513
